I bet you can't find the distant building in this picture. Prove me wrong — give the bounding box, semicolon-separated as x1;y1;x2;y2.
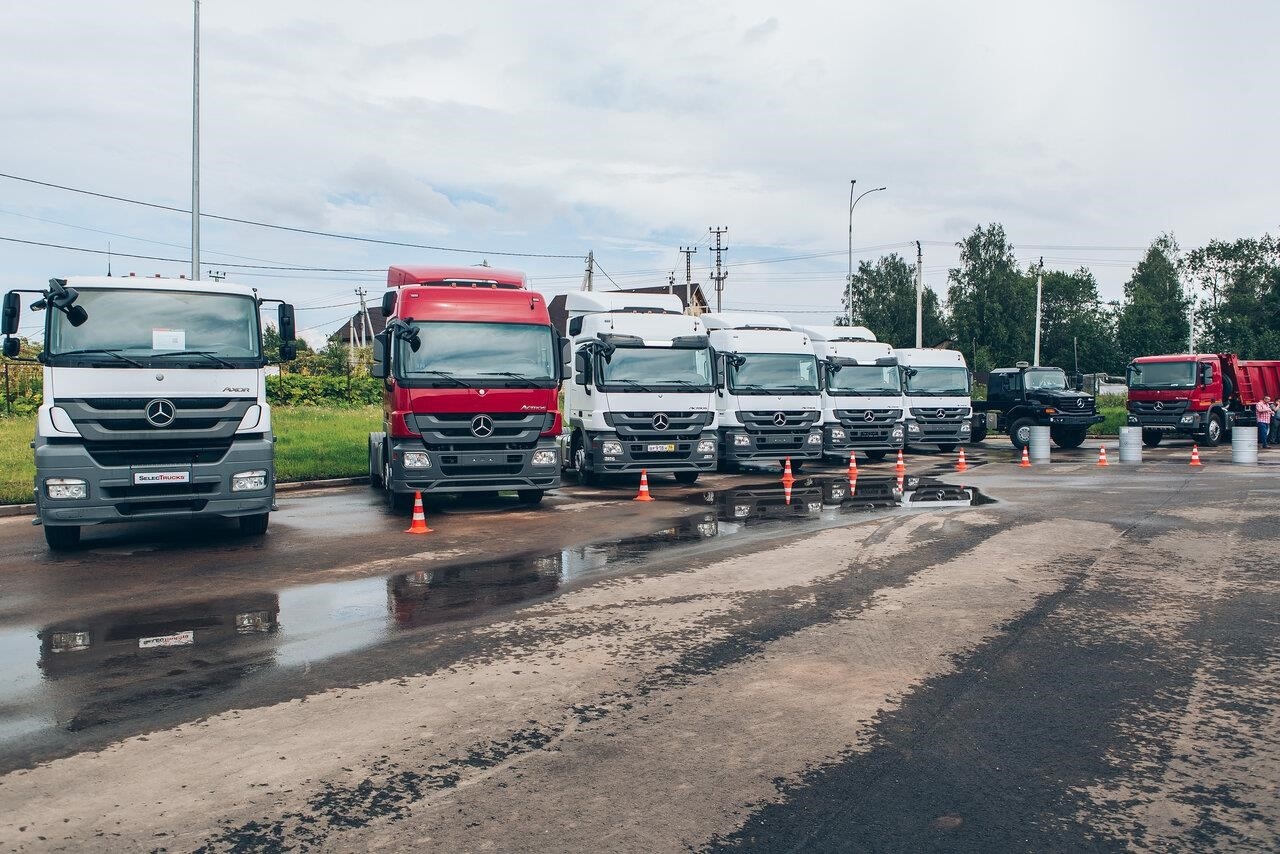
332;306;387;345
547;284;710;336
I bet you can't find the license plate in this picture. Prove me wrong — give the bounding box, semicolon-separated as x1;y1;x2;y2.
133;471;191;485
646;443;676;453
138;630;194;649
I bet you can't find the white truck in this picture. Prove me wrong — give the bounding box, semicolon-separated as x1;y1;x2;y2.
560;292;717;485
794;325;905;463
1;275;295;550
702;313;823;470
892;347;973;452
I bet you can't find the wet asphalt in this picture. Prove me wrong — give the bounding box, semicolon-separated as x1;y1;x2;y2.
1;439;1278;851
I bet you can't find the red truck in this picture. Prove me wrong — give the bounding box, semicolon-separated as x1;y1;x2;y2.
1126;352;1280;446
368;266;562;510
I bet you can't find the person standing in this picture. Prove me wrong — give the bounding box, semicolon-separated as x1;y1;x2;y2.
1270;398;1280;444
1257;396;1273;448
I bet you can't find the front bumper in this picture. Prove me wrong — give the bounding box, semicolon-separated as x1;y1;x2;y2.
34;436;275;526
823;423;905;454
718;428;824;462
389;436;561;493
905;419;971;447
1048;414;1105;427
582;430;717;474
1127;411;1204;433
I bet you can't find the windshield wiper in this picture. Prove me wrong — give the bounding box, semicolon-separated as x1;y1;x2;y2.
658;379;709;390
607;378;658;392
410;370;472;389
477;371;549;388
52;348;144;368
151;350;236;368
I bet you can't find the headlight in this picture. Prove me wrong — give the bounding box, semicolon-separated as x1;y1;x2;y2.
734;504;752;518
1128;415;1139;424
1180;414;1196;424
960;420;971;433
48;630;90;653
403;451;431;469
531;449;558;466
733;433;751;447
601;440;623;456
235;611;273;633
231;470;268;492
891;426;904;439
806;432;822;445
45;478;87;500
907;422;921;434
697;439;716;453
829;427;846;441
1044;408;1057;415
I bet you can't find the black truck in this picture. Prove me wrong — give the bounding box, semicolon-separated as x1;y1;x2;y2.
971;363;1103;449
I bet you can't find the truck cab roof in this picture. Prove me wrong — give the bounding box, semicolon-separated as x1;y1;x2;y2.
792;324;876;343
564;291;684;316
387;266;526;289
893;347;968;368
63;275;258;298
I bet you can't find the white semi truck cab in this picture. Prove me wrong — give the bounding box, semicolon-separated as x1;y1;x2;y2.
702;313;823;469
1;276;295;550
794;325;905;463
892;347;973;451
560;292;717;485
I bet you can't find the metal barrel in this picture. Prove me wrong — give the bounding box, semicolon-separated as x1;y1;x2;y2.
1028;425;1052;462
1232;422;1259;465
1118;426;1143;464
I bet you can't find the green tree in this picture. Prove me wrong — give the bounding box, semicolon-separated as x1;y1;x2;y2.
1182;234;1280;358
1115;234;1189;363
945;223;1035;371
836;252;948;347
1038;267;1122;374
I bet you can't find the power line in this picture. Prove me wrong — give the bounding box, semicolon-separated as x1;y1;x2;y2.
0;171;584;259
0;235;384;271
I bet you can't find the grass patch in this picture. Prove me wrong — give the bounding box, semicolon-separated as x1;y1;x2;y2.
0;405;383;504
1089;393;1128;436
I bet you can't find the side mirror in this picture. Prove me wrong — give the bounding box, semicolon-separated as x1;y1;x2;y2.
573;351;590;386
1199;365;1213;386
278;303;296;342
371;332;388;379
2;337;19;359
66;305;88;327
715;354;728;389
381;290;396;317
279;342;297;362
2;292;19;335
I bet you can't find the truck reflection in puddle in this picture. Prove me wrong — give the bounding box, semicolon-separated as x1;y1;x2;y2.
702;475;992;521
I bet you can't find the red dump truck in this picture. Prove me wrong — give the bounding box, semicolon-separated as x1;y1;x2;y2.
1126;352;1280;446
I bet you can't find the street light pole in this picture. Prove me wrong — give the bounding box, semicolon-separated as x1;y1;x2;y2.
846;182;886;326
191;0;201;281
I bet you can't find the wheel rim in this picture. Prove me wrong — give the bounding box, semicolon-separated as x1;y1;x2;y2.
1208;419;1221;442
1016;426;1030;445
574;446;586;472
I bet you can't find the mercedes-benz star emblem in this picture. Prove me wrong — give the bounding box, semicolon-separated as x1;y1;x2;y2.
773;412;788;427
935;409;946;419
652;413;670;431
1154;401;1164;411
145;399;176;428
1077;398;1085;408
470;414;494;438
863;410;876;423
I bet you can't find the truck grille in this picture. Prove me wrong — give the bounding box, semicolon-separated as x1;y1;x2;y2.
909;406;969;437
1129;400;1188;415
81;439;235;467
605;411;713;439
59;398;256;443
738;411;820;432
410;412;546;451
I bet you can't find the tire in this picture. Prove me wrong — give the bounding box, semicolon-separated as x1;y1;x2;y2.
1051;426;1088;449
516;489;545;505
674;471;700;485
863;449;887;463
239;512;270;536
43;524;80;551
1142;429;1163;448
572;433;599;486
970;417;988;443
937;443;957;453
1203;413;1225;446
368;437;383;488
1009;418;1036;450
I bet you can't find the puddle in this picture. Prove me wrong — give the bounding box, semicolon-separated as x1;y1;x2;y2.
0;475;991;754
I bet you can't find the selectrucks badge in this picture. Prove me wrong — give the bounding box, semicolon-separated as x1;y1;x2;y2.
145;399;176;428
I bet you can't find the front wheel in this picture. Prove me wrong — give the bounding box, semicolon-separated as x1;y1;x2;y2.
239;512;270;536
516;489;545;505
1009;417;1036;450
1142;429;1163;448
43;524;81;551
572;434;599;486
674;471;700;485
368;437;383;488
1051;426;1088;449
970;418;988;443
1203;414;1224;446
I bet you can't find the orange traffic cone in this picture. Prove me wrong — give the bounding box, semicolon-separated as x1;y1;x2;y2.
1019;446;1032;468
405;491;432;534
781;457;795;484
634;469;655;501
783;480;793;505
1190;444;1203;467
1097;446;1109;467
894;449;906;475
895;473;905;494
956;447;968;473
847;450;858;480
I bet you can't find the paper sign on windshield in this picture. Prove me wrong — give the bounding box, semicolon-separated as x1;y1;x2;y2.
152;328;186;350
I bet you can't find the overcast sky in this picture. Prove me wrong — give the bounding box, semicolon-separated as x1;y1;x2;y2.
2;1;1277;345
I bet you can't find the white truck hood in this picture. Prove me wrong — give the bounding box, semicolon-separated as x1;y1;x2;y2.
48;367;262;400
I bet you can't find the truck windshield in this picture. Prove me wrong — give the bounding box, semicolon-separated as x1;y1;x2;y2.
903;366;969;396
398;321;556;386
729;353;820;394
1127;361;1195;389
1024;368;1067;390
46;288;260;365
828;365;901;395
598;346;712;391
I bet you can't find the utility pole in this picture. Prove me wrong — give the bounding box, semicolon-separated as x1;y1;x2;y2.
583;251;594;292
667;271;675;296
915;241;924;348
1188;295;1196;354
1033;258;1044;366
709;227;728;312
679;246;697;313
191;0;201;281
847;179;855;327
355;286;370;350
